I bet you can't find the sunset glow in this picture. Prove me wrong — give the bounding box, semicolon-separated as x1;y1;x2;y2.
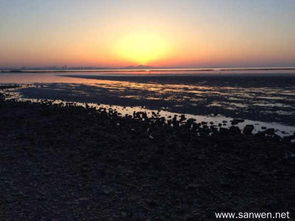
0;0;295;68
114;32;171;65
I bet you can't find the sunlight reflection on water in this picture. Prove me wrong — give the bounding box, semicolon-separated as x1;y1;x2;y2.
1;71;295;136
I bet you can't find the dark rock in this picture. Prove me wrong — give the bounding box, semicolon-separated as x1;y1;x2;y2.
243;125;254;135
229;126;241;135
265;128;275;135
231;118;245;125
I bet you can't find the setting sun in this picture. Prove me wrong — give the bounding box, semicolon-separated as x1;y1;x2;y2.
114;32;171;65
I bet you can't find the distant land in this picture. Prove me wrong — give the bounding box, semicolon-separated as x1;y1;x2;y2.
1;66;295;73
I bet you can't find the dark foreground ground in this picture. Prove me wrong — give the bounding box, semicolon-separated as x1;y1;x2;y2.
0;89;294;220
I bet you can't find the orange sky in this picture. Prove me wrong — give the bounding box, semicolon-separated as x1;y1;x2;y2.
1;0;295;68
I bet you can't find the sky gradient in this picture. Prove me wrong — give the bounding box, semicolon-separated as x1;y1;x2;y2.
1;0;295;68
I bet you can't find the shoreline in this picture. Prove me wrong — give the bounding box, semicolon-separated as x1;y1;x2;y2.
0;87;294;219
3;84;295;136
7;81;295;128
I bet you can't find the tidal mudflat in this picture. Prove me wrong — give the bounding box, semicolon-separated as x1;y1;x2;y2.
3;72;295;136
0;85;294;220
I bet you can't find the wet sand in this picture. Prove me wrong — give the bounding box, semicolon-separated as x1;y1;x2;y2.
1;73;295;125
17;76;295;125
0;87;294;220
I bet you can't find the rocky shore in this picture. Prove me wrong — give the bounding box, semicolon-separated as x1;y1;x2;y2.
0;87;294;220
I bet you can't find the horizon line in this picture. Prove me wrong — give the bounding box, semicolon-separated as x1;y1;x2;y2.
1;65;295;71
1;66;295;74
